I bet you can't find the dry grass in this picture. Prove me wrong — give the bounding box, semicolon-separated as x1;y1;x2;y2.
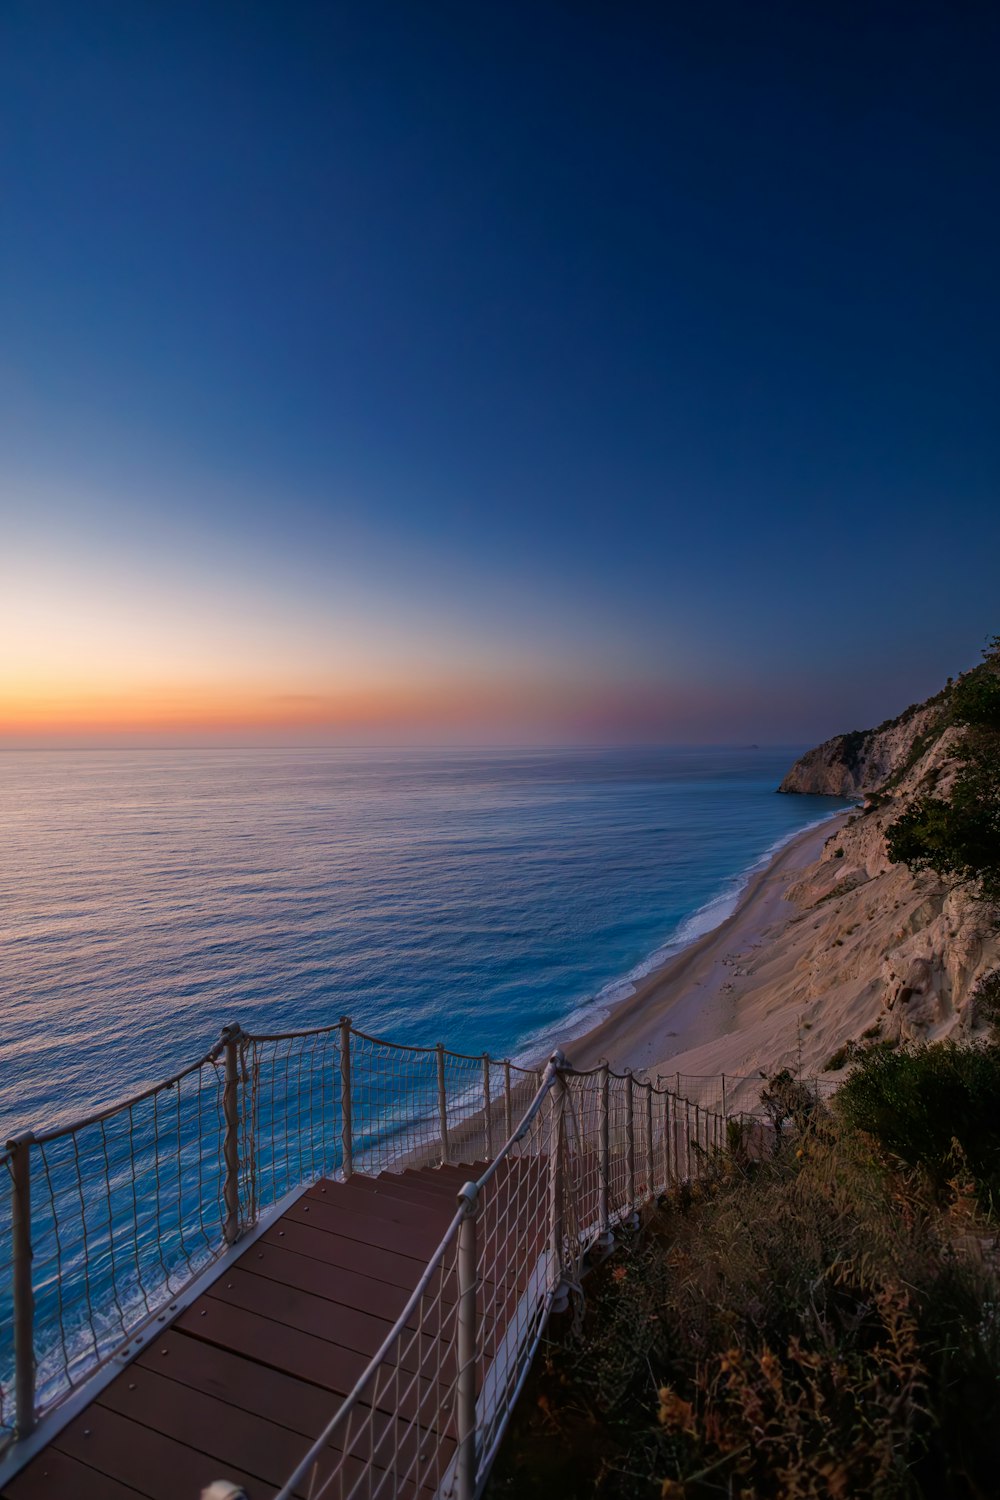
486;1118;1000;1499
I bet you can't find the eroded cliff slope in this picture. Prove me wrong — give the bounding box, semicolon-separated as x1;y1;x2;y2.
777;672;998;1054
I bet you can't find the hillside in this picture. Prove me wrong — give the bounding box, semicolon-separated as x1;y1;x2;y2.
636;646;1000;1085
776;647;999;1051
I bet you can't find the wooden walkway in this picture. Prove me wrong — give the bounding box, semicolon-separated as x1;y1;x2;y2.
2;1162;494;1500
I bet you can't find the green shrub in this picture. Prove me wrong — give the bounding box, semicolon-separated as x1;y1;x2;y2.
837;1040;1000;1203
886;636;1000;906
759;1068;819;1146
950;664;1000;730
972;969;1000;1032
824;1042;852;1071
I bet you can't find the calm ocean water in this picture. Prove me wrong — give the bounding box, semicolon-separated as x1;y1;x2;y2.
0;747;848;1140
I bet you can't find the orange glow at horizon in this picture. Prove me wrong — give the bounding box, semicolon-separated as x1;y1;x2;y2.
2;537;663;744
0;530;697;746
0;672;678;745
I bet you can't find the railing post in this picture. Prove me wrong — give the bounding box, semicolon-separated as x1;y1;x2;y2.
8;1132;35;1440
548;1054;569;1313
339;1016;353;1179
437;1043;450;1164
685;1098;692;1180
221;1024;243;1246
624;1069;636;1221
644;1082;654;1199
694;1103;701;1170
597;1062;612;1251
482;1053;493;1160
503;1059;513;1141
721;1073;728;1119
456;1181;479;1500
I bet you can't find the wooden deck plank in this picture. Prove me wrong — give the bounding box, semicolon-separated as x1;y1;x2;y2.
304;1180;457;1230
235;1240;414;1322
2;1448;147;1500
332;1173;464;1207
177;1294;457;1431
284;1196;447;1259
262;1216;453;1292
97;1365;314;1492
205;1269;467;1388
96;1362;431;1500
206;1267;408;1362
4;1160;546;1500
176;1295;374;1397
134;1328;455;1479
51;1406;263;1500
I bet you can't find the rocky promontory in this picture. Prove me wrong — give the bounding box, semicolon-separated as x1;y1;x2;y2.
778;697;951;798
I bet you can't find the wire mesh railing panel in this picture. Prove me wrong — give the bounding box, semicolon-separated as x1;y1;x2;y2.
562;1073;602;1249
26;1050;230;1418
606;1073;632;1221
245;1029;341;1211
473;1090;560;1481
274;1069;564;1500
284;1226;465;1500
651;1089;670;1196
347;1033;454;1175
0;1150;14;1450
440;1048;493;1168
0;1000;838;1488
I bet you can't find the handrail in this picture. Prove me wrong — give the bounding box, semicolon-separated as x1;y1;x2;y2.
272;1059;565;1500
0;1017;559;1451
268;1049;738;1500
0;1010;813;1480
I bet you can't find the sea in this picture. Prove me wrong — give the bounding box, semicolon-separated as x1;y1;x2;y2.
0;746;850;1142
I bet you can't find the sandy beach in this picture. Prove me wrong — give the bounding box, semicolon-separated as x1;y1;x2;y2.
550;812;852;1084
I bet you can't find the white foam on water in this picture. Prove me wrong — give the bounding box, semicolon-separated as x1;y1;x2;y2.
514;807;847;1064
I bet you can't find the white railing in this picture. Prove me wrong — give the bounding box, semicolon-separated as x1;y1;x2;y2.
270;1052;743;1500
0;1015;818;1495
0;1017;542;1452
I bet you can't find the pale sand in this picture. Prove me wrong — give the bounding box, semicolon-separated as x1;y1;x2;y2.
546;812;852;1083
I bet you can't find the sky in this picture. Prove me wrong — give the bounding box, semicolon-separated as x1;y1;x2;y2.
1;1;998;747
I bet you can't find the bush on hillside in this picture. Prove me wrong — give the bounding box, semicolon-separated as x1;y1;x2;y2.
836;1040;1000;1205
971;968;1000;1031
758;1067;819;1137
886;636;1000;907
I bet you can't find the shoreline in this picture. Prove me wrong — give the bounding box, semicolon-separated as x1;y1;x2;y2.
543;808;852;1077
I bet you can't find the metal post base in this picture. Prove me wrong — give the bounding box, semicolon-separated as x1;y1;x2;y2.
551;1280;571;1315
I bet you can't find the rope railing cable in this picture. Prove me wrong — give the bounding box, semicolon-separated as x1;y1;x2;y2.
0;1008;773;1474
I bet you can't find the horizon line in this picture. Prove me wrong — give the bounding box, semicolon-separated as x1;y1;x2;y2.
0;739;805;753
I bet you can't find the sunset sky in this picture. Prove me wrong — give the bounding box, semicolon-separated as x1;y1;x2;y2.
2;2;998;747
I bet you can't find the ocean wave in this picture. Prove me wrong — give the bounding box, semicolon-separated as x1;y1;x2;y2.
514;806;846;1064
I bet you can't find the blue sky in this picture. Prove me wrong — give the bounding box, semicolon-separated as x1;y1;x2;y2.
1;1;997;744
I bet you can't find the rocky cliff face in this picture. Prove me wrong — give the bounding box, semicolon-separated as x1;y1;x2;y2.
777;683;997;1053
778;700;946;797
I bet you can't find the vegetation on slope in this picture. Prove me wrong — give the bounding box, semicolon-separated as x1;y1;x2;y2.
488;1047;1000;1499
886;636;1000;906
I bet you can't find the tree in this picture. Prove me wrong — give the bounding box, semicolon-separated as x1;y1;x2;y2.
886;636;1000;907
